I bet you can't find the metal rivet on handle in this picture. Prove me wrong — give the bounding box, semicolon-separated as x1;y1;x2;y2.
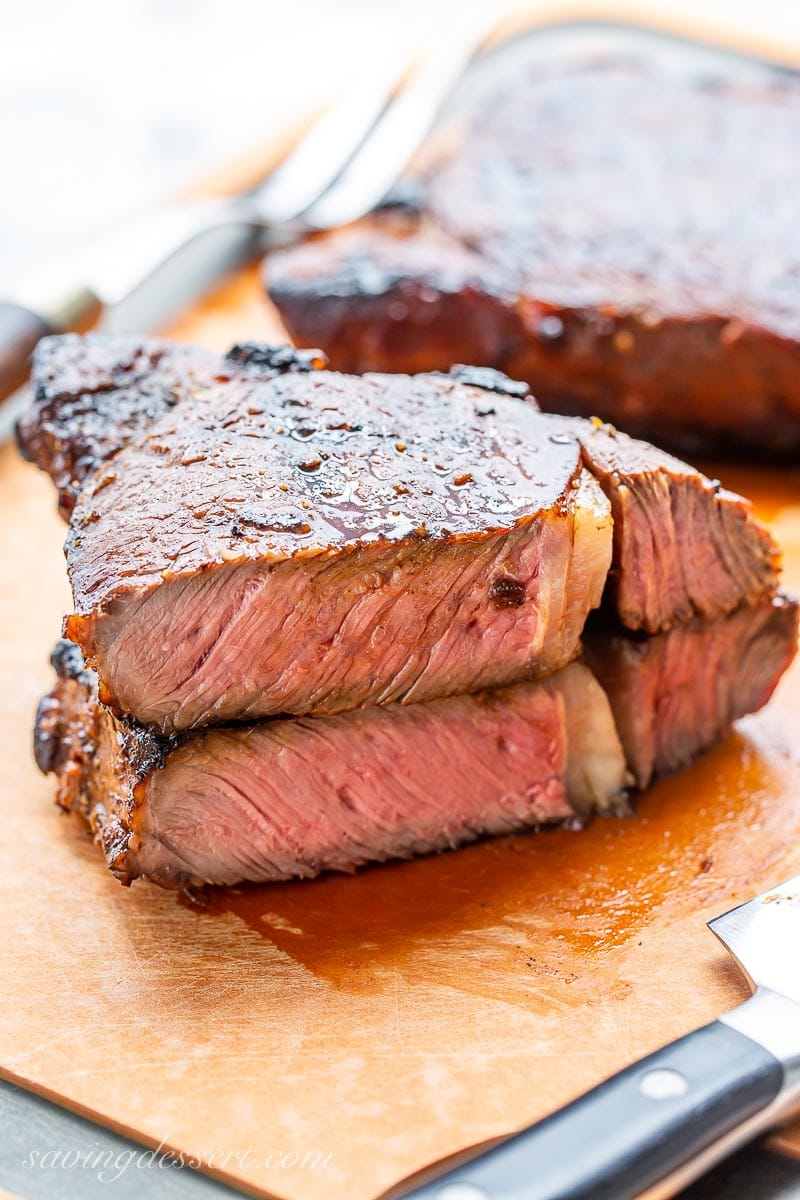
436;1185;490;1200
639;1068;690;1099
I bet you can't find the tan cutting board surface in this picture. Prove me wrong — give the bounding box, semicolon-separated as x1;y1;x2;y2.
0;263;797;1198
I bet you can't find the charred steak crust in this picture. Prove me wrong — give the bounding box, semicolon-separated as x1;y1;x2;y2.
34;643;170;880
18;335;224;519
224;343;327;372
265;56;800;456
16;334;328;517
50;636;89;683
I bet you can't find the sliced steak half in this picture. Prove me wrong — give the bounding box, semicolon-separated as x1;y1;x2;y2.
36;642;628;888
547;416;780;632
584;595;799;788
63;366;614;731
23;336;780;646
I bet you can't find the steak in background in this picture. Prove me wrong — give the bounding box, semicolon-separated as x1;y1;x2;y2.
266;56;800;458
36;642;628;888
17;334;327;518
584;595;799;789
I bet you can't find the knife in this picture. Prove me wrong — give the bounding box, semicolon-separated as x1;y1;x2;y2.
395;874;800;1200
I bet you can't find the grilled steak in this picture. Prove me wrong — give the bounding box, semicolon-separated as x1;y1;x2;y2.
63;366;614;731
266;56;800;457
18;336;780;731
17;334;326;518
584;595;799;788
35;642;628;888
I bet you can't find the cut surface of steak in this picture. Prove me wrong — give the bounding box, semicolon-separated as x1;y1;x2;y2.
17;334;327;518
549;417;780;632
64;367;614;731
36;644;628;888
584;595;799;788
266;56;800;457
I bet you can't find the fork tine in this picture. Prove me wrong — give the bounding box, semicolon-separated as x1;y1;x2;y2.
301;12;495;231
251;68;404;226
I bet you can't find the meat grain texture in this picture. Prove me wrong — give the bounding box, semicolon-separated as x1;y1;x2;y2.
36;642;629;887
36;592;797;889
584;596;799;788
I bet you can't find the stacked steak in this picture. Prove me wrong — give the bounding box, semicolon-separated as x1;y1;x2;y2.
19;335;797;888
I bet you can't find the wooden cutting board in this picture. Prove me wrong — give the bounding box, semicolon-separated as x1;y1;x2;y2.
0;261;799;1200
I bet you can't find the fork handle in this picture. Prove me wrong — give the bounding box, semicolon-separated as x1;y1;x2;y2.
0;303;54;401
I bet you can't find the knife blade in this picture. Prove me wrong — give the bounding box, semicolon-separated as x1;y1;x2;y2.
393;874;800;1200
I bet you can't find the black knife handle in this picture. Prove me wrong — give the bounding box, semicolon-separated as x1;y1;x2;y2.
0;302;53;401
402;1022;783;1200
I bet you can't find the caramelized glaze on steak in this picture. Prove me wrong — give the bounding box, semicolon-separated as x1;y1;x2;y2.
266;57;800;456
36;643;628;888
